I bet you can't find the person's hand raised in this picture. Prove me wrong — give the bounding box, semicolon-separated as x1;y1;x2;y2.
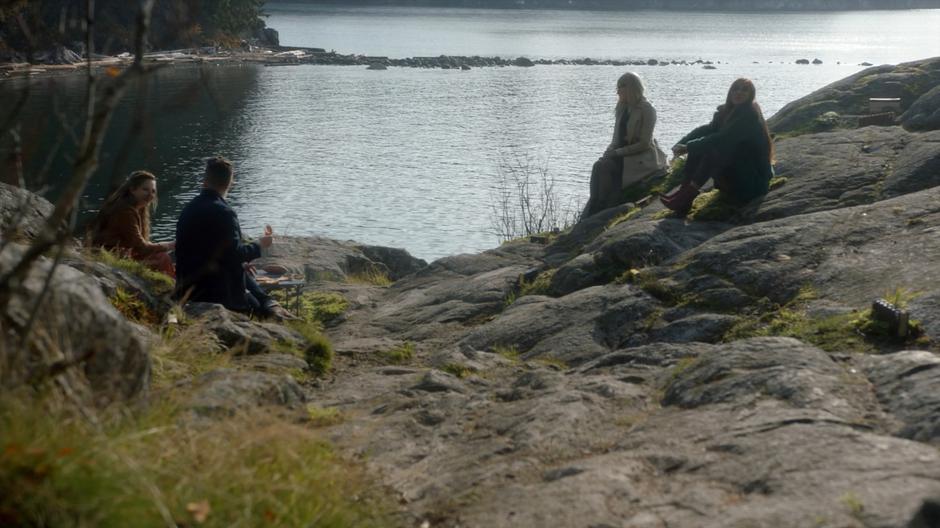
259;224;274;248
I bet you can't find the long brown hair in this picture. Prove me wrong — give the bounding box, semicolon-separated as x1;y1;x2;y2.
91;170;157;241
716;78;775;164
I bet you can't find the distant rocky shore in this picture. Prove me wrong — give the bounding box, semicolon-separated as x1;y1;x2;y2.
0;44;866;80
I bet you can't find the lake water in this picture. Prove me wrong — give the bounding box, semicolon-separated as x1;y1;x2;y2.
4;6;940;261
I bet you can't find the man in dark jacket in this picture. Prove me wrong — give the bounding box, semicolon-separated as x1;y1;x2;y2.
175;156;280;317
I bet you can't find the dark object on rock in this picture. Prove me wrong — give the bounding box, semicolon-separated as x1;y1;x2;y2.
870;97;902;113
907;497;940;528
796;58;810;65
461;64;471;70
366;63;387;70
812;58;823;64
660;182;699;214
871;298;910;337
513;57;534;67
860;61;874;66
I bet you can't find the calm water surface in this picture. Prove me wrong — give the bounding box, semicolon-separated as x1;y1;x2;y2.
5;7;939;260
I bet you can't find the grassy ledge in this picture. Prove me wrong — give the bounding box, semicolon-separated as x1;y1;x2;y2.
0;398;399;528
91;249;174;296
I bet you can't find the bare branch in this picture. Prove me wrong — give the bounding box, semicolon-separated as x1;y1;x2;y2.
0;0;156;308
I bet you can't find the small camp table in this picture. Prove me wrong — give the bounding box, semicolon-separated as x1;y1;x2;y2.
256;274;305;316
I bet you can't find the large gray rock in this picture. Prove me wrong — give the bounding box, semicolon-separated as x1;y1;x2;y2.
662;337;878;423
768;57;940;136
757;128;940;221
333;243;544;348
862;350;940;443
902;84;940;131
186;369;306;418
183;302;303;354
549;216;733;296
459;284;660;364
0;182;56;241
669;185;940;314
1;243;151;404
255;235;426;282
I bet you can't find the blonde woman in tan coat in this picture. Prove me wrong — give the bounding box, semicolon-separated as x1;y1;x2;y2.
583;72;668;218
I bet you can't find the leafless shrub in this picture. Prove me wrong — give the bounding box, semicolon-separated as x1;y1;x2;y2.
0;0;157;372
489;151;580;243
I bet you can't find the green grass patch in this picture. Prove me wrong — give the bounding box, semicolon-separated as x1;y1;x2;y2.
768;176;788;191
519;269;557;297
382;342;416;364
726;309;874;353
502;290;518;309
286;320;334;376
108;287;159;326
534;357;568;370
346;269;393;287
306;405;345;427
725;285;927;352
667;356;699;382
441;363;473;378
652;209;675;220
271;290;349;326
632;270;680;304
151;321;227;390
686;189;739;222
841;492;865;519
0;398;398;528
93;249;174;296
492;345;520;362
606;207;642;230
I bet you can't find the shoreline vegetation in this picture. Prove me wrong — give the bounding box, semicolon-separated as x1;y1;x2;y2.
0;0;911;78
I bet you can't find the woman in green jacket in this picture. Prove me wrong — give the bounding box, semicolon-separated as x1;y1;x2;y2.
661;78;774;213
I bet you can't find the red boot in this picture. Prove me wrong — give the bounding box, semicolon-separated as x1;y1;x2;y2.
660;182;700;213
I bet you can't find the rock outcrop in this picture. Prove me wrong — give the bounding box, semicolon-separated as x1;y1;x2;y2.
0;243;152;405
768;57;940;135
0;182;56;241
296;58;940;527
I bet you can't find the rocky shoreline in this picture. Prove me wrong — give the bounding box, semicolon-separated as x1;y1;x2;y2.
0;45;863;80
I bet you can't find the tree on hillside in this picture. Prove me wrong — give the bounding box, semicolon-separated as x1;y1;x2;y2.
0;0;269;58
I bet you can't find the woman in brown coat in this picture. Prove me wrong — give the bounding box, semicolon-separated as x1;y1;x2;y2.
90;170;175;277
583;72;668;218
